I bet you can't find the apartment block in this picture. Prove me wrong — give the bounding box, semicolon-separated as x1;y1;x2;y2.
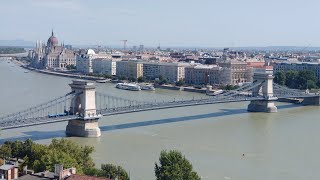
116;60;144;78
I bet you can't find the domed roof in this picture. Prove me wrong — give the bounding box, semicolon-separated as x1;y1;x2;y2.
47;30;58;46
86;49;96;55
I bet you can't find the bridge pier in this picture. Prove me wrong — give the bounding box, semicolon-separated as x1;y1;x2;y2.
247;99;278;113
66;80;101;137
247;73;278;113
302;96;320;106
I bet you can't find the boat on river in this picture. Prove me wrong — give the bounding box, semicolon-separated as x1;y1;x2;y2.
116;83;141;91
96;79;109;83
139;84;155;91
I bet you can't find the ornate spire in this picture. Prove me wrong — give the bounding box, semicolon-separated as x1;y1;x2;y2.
51;29;54;36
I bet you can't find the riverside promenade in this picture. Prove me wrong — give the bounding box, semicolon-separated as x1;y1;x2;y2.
12;59;104;81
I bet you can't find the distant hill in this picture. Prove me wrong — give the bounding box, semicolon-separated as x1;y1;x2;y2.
231;46;320;51
0;39;34;48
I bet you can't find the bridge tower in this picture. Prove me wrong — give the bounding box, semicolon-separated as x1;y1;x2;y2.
66;80;101;137
247;73;278;113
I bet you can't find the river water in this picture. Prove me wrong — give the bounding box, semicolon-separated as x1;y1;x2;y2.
0;59;320;180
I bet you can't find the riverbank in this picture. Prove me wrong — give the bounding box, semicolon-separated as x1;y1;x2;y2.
2;59;320;180
155;84;216;94
11;59;216;95
12;59;104;81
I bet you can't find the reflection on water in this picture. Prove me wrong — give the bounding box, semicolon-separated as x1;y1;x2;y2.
1;60;320;180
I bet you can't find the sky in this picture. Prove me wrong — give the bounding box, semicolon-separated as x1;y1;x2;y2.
1;0;320;47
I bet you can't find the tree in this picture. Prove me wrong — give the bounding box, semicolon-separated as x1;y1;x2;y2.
100;164;129;180
278;70;319;90
128;77;137;82
307;80;318;89
137;76;145;83
223;84;239;90
66;65;76;70
0;47;25;54
155;150;200;180
274;71;286;85
1;139;95;174
118;76;127;80
0;144;12;160
296;71;318;89
103;74;113;79
176;80;185;87
285;71;299;89
83;167;103;177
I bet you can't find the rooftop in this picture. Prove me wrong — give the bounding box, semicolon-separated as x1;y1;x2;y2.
18;174;52;180
66;174;112;180
0;164;16;171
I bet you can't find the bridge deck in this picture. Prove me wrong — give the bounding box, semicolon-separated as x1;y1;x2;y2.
0;79;319;130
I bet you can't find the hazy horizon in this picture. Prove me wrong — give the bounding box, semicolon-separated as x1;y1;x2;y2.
1;0;320;47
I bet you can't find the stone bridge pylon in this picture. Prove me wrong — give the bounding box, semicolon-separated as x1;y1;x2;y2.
66;80;101;137
247;73;278;113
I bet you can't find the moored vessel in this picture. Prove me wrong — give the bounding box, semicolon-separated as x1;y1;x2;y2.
116;83;141;91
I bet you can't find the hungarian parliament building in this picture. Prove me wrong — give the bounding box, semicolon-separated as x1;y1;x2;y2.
30;31;76;69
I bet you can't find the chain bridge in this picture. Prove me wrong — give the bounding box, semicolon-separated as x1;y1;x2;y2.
0;73;319;137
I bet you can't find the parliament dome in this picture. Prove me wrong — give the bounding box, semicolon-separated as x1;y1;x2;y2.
47;30;58;46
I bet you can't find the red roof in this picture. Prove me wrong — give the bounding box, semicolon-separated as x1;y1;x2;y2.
66;174;112;180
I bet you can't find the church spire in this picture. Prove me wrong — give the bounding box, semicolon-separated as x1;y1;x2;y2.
51;29;54;36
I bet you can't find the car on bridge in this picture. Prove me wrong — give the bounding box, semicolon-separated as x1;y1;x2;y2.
48;113;68;118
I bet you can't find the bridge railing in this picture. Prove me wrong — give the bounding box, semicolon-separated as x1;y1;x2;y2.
0;91;77;123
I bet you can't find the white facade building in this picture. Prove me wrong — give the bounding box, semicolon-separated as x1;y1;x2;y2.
76;49;111;74
185;65;223;85
116;60;144;78
92;58;117;75
143;62;191;83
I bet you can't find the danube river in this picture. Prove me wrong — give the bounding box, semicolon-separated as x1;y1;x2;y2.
1;59;320;180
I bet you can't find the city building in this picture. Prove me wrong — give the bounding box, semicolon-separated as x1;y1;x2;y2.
92;58;117;75
0;164;18;180
116;60;144;78
76;49;111;74
219;60;250;85
274;62;320;81
139;45;144;52
17;165;112;180
31;31;76;69
185;65;223;85
143;62;190;82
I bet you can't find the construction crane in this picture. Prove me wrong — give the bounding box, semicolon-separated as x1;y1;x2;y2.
120;40;128;51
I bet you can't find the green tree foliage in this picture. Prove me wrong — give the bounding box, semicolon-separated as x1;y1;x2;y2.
83;164;129;180
0;144;12;160
308;80;318;89
103;74;113;79
100;164;129;180
274;71;286;85
223;84;240;90
66;65;76;70
156;76;168;85
175;80;185;87
275;70;319;89
128;77;137;82
118;76;127;80
0;47;25;54
83;167;102;177
0;139;95;174
155;150;200;180
137;76;145;83
296;71;318;89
